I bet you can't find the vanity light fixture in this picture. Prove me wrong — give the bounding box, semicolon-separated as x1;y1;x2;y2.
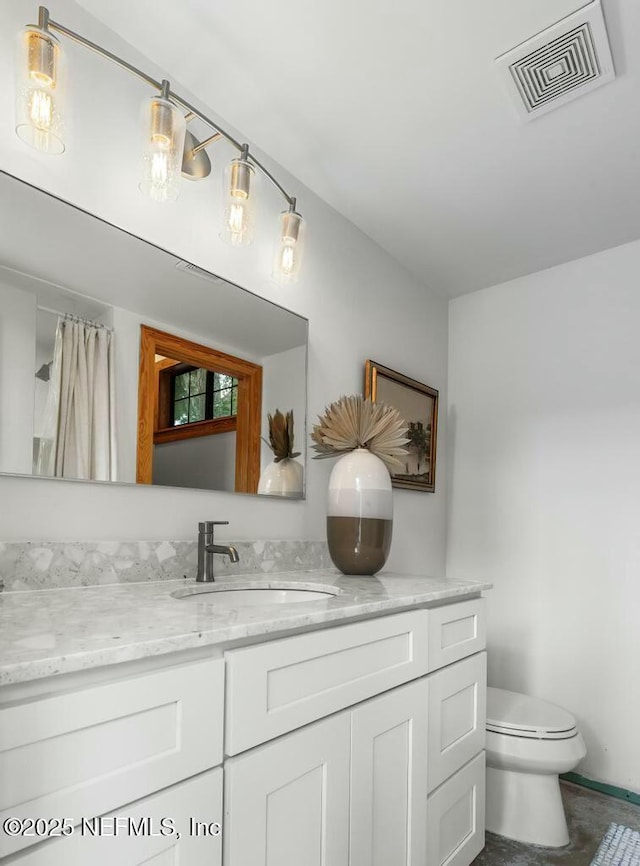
273;200;305;285
14;6;306;281
220;144;255;246
140;79;186;202
15;7;65;154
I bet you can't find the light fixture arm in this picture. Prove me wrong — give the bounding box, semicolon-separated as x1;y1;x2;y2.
190;131;222;155
38;5;50;29
37;6;297;207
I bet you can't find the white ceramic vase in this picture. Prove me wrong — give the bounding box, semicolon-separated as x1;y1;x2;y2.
258;457;304;497
326;447;393;575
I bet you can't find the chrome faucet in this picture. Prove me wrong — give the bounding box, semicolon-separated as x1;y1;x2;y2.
196;521;240;582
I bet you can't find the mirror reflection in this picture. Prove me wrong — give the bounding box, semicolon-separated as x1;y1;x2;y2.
138;325;263;493
0;172;308;497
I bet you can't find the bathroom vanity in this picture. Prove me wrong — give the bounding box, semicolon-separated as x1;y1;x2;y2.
0;571;490;865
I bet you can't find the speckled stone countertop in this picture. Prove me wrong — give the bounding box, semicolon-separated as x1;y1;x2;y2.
0;570;491;686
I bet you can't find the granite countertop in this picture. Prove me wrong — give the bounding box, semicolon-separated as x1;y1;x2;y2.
0;570;491;686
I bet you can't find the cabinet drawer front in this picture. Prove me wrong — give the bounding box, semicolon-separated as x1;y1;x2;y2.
428;652;486;792
224;713;350;866
427;599;485;671
225;610;428;755
0;657;223;858
427;753;486;866
8;768;223;866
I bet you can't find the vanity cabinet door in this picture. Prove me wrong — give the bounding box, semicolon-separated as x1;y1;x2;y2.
350;679;429;866
223;712;350;866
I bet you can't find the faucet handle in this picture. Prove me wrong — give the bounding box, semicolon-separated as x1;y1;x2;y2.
199;520;230;532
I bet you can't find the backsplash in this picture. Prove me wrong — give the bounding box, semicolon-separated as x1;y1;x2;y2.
0;540;331;592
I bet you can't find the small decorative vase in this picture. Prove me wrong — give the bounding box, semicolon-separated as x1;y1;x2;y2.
326;447;393;575
258;457;304;497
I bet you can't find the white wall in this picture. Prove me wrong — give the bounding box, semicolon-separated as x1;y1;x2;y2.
0;280;36;474
447;239;640;792
153;432;236;491
0;0;447;577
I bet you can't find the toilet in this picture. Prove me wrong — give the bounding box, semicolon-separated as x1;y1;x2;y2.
485;687;586;847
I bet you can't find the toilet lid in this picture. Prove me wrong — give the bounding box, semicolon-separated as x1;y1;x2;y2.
486;687;578;740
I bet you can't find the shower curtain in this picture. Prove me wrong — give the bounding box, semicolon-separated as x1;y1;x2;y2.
37;318;117;481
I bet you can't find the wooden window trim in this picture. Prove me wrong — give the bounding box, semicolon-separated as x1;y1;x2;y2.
154;416;238;445
137;325;262;493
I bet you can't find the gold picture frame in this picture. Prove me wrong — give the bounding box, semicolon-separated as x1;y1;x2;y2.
365;360;438;492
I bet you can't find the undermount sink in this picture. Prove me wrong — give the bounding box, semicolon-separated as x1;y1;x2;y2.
171;581;341;606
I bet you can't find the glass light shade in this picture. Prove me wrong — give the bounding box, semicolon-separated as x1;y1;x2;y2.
220;157;255;246
15;26;65;154
139;94;186;202
272;210;305;284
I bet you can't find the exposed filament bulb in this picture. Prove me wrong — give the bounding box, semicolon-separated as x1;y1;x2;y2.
220;151;255;246
279;244;296;275
139;82;186;203
28;88;53;129
272;208;305;284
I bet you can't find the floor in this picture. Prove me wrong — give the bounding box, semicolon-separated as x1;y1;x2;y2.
472;782;640;866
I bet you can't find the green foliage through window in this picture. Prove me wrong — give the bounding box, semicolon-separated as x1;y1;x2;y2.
172;366;238;427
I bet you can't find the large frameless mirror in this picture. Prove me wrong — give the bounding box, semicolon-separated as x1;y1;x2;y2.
0;172;308;497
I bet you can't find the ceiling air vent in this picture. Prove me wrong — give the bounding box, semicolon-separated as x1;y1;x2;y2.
495;0;615;120
175;260;222;283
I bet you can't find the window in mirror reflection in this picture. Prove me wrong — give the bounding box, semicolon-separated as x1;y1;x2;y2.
155;359;239;433
172;368;238;426
140;327;262;493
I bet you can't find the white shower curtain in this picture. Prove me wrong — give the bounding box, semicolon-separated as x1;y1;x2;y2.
37;318;117;481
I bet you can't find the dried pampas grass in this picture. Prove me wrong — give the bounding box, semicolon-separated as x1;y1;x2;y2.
311;395;408;471
266;409;300;462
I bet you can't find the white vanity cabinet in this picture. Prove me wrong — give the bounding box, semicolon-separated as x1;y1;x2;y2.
1;594;487;866
223;598;487;866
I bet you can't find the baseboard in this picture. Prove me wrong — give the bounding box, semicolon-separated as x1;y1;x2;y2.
561;772;640;806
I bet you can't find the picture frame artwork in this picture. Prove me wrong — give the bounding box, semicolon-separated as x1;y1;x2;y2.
364;360;438;492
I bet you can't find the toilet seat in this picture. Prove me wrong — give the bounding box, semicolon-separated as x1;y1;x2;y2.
486;687;578;740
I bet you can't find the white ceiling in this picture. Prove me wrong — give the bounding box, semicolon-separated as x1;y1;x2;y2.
77;0;640;297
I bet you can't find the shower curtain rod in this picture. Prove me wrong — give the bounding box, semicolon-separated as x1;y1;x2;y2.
37;305;113;332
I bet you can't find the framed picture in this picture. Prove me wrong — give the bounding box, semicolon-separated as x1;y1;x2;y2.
364;360;438;492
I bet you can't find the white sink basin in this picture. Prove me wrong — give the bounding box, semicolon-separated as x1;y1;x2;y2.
172;581;340;606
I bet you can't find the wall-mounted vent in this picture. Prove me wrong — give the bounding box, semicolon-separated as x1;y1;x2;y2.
496;0;615;120
175;260;222;283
